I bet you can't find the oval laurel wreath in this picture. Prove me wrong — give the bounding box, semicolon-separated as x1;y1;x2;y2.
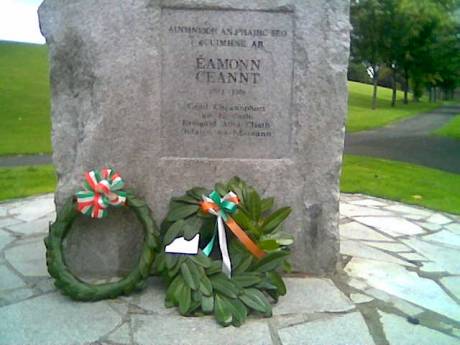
45;190;159;301
155;177;293;327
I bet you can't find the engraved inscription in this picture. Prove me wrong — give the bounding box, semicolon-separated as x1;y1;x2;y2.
161;9;293;158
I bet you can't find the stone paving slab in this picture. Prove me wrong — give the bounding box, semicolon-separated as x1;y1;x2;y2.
1;193;460;344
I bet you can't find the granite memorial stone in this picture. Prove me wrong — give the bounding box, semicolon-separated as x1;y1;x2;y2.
39;0;350;276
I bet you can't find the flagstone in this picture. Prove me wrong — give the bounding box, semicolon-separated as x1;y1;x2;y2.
340;204;393;218
426;214;452;225
350;293;374;304
131;277;175;315
132;314;272;345
6;217;50;235
0;265;26;291
363;241;412;253
384;205;432;217
278;312;375;345
364;286;425;318
422;230;460;249
445;223;460;234
347;277;369;291
345;257;460;321
0;231;14;252
273;278;354;315
440;277;460;301
106;322;131;344
390;298;425;316
349;199;388;207
4;237;48;277
0;293;121;345
340;222;393;242
398;252;429;262
341;240;415;267
416;221;442;231
0;287;35;307
10;198;55;222
355;217;425;237
402;238;460;274
379;312;459;345
405;214;426;220
0;218;23;229
33;277;56;294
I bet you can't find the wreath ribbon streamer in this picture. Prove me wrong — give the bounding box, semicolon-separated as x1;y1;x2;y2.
76;168;126;218
200;190;265;277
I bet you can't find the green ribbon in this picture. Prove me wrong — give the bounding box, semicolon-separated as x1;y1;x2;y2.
208;190;238;221
201;190;238;256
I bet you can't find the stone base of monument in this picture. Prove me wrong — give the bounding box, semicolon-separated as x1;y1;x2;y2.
38;0;351;275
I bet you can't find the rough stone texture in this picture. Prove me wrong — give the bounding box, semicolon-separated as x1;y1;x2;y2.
273;277;354;315
38;0;351;274
0;265;25;291
278;312;375;345
0;293;121;345
4;238;48;277
345;258;460;321
379;312;460;345
132;314;272;345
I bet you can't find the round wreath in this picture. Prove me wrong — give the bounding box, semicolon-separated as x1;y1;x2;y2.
45;169;159;301
155;176;293;327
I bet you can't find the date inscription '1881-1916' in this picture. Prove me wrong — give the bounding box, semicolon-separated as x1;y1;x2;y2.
161;9;294;159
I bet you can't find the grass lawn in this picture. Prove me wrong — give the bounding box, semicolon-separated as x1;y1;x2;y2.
347;81;441;133
341;155;460;215
0;165;56;202
0;41;51;156
433;114;460;140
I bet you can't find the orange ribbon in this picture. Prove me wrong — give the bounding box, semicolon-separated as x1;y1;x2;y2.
200;198;266;259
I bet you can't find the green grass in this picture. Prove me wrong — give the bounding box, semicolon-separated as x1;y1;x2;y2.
347;81;441;133
0;165;56;202
341;155;460;215
433;114;460;140
0;41;51;156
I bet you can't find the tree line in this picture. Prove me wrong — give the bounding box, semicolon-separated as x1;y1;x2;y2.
350;0;460;109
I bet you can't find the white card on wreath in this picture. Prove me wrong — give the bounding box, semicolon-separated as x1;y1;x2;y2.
165;234;200;255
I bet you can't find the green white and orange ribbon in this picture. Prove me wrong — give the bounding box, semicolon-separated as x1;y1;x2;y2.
75;168;126;218
200;191;266;277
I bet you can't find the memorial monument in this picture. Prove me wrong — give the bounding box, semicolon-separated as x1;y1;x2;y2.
39;0;350;276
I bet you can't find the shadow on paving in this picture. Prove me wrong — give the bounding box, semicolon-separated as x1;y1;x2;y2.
345;105;460;174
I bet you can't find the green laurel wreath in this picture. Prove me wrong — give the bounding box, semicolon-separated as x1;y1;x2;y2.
154;177;293;327
45;190;160;301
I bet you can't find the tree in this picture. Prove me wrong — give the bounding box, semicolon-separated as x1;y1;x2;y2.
350;0;386;109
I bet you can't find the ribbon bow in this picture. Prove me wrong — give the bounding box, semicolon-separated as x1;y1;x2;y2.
200;191;265;277
75;168;126;218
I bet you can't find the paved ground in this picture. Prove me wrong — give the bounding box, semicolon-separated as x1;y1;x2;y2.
1;194;460;345
345;105;460;174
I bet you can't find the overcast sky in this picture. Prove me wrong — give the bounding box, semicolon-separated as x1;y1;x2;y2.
0;0;45;44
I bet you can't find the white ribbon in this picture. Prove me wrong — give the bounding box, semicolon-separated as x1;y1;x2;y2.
202;192;238;278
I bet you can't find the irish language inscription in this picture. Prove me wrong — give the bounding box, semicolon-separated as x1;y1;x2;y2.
161;9;293;158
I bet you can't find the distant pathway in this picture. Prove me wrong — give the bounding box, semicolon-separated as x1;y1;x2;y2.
0;154;52;168
345;105;460;174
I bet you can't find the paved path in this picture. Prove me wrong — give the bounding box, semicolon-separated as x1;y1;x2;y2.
1;193;459;344
345;105;460;174
0;154;52;168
